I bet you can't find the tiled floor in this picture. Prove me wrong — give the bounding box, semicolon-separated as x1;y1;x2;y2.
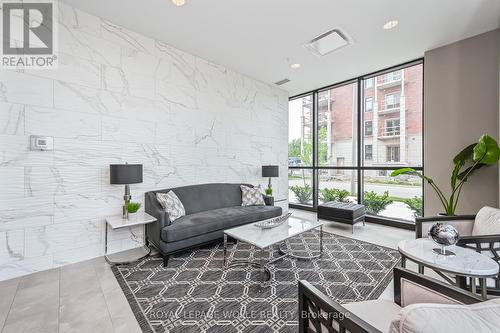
0;209;415;333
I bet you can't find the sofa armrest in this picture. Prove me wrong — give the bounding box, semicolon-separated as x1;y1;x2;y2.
393;267;481;307
298;280;382;333
416;215;476;238
262;195;274;206
145;192;170;248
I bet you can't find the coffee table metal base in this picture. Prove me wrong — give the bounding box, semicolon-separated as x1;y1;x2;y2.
223;226;323;287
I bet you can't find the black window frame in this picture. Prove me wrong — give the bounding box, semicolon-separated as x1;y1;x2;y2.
288;59;424;230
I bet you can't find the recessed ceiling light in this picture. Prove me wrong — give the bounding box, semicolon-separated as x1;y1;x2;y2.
172;0;186;6
290;63;301;69
383;20;399;30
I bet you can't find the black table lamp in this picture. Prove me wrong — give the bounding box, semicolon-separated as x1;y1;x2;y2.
262;165;279;195
110;164;143;219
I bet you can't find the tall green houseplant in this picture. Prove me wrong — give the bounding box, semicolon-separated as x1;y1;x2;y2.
391;135;500;216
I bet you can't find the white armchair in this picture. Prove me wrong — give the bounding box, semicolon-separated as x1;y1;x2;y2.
416;206;500;296
298;267;500;333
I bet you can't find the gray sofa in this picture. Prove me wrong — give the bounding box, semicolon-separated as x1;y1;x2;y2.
145;183;282;266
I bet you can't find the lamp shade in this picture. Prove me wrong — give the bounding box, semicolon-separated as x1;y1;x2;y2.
262;165;279;178
110;164;143;184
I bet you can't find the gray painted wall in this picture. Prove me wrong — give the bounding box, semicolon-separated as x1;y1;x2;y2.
424;29;499;216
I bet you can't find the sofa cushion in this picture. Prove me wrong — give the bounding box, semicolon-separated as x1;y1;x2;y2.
161;205;282;242
343;300;402;333
389;298;500;333
472;206;500;236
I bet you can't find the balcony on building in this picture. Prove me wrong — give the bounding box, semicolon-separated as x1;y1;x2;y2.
378;125;401;139
378;103;401;115
376;70;402;89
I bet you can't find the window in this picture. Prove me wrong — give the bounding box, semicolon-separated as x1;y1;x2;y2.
386;146;400;162
385;93;401;109
385;70;401;82
288;61;423;224
385;119;400;136
365;121;373;136
365;97;373;112
288;168;313;206
288;95;313;167
365;145;373;160
317;83;357;167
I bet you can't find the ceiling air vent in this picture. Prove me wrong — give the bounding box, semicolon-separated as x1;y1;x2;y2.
305;29;352;57
274;78;290;86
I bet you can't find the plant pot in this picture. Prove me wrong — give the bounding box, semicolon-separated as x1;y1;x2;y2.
437;213;456;217
127;212;138;220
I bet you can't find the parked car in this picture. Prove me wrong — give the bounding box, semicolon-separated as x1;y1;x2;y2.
288;157;302;167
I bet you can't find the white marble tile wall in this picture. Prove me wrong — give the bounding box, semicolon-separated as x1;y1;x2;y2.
0;1;289;281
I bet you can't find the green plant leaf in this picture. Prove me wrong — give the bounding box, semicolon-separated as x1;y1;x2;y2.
126;202;141;213
457;164;486;181
473;135;500;165
390;168;418;177
453;144;475;164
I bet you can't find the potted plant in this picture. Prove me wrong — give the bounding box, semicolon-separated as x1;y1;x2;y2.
265;187;273;196
391;134;500;216
126;202;141;219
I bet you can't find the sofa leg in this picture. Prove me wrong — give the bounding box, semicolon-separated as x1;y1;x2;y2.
163;255;170;267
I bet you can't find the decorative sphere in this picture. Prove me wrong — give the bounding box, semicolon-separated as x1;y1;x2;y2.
428;223;459;246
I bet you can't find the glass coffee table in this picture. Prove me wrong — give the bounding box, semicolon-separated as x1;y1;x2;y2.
223;216;324;286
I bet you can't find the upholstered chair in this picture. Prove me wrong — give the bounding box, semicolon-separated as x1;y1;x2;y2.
298;267;500;333
416;206;500;296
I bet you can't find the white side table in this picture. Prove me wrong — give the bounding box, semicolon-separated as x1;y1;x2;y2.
398;238;499;299
104;212;157;265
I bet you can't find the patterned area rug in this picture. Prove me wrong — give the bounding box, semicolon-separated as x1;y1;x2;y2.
112;230;401;333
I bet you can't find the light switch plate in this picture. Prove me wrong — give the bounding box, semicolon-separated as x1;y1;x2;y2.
30;135;54;151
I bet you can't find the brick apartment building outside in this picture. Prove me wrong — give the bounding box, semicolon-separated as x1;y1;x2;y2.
315;64;423;177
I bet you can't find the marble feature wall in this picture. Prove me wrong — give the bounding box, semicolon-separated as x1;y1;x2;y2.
0;2;288;281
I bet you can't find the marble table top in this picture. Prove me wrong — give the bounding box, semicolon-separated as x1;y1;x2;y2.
225;216;323;249
398;238;499;277
105;212;157;230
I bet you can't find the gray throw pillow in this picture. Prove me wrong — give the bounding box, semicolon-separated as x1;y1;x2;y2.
241;185;265;206
156;191;186;222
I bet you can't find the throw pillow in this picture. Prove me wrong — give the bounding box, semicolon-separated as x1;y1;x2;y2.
389;298;500;333
240;185;265;206
472;206;500;236
156;191;186;222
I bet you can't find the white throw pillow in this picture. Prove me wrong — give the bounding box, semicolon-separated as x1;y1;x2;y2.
156;191;186;222
389;298;500;333
472;206;500;236
240;185;265;206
